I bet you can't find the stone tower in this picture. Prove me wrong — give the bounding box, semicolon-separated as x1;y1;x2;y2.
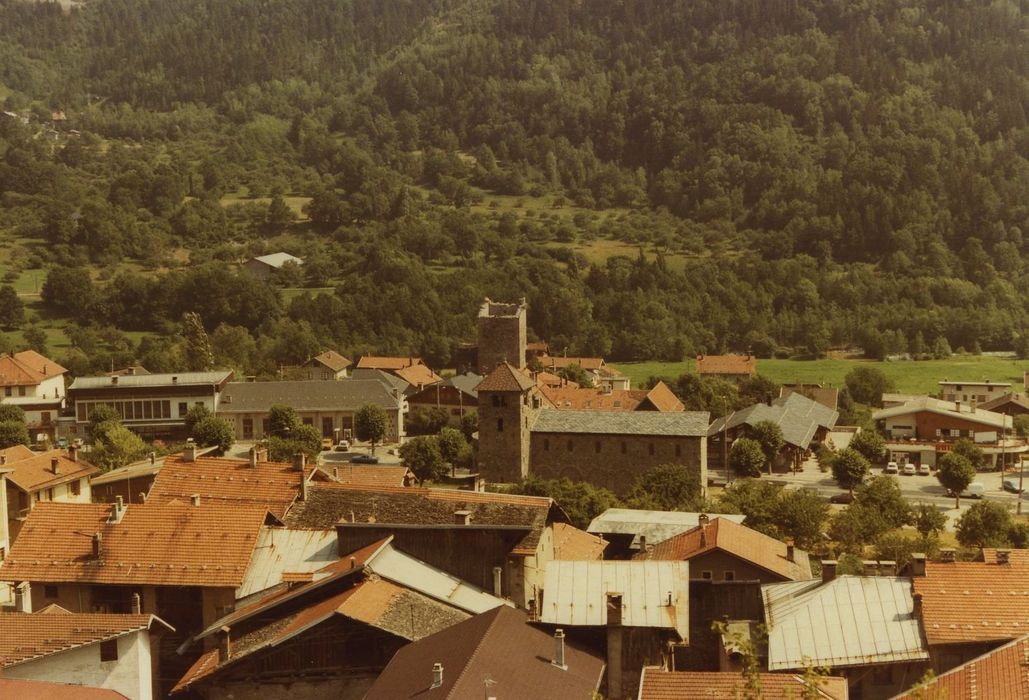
477;298;527;376
475;362;539;484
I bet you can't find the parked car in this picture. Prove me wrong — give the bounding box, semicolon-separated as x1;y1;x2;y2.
901;463;917;476
829;492;855;505
917;464;931;476
351;454;379;464
334;440;351;452
1003;478;1023;494
884;461;899;474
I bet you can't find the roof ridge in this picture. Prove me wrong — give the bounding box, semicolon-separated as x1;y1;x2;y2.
444;606;507;699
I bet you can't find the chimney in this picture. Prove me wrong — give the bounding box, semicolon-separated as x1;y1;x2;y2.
879;560;898;576
431;662;443;689
552;629;567;670
955;400;961;412
639;534;647;553
127;367;135;376
997;549;1011;564
699;513;709;547
454;510;472;525
14;582;31;613
148;451;155;465
786;540;795;563
913;592;923;619
349;556;356;570
492;566;503;597
607;593;624;700
940;548;956;563
190;494;200;507
110;496;125;524
92;532;102;559
218;626;230;663
862;560;879;577
300;472;308;502
183;439;197;462
255;447;269;462
68;445;78;463
821;560;837;584
292;452;306;472
131;593;141;614
248;447;258;468
111;375;118;385
50;457;60;475
172;376;178;385
971;399;977;413
910;553;927;577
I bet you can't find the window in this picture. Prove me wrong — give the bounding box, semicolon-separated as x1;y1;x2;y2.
17;386;25;397
302;417;313;426
70;479;80;497
3;387;10;397
242;418;253;440
46;488;54;501
496;418;504;432
723;571;735;581
40;411;51;425
701;571;713;580
100;639;118;662
178;402;188;417
44;585;58;598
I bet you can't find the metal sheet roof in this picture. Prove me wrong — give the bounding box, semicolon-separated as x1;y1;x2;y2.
236;529;339;599
69;371;232;390
587;508;745;548
252;252;303;268
366;543;509;615
872;397;1011;430
762;575;929;670
541;560;689;639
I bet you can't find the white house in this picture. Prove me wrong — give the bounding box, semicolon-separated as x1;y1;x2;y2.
0;351;67;441
243;252;303;280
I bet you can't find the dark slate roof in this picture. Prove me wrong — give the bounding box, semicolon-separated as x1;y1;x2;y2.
349;368;411;394
445;371;482;398
708;393;839;448
284;483;559;554
364;605;604;700
219;380;400;413
476;362;535;392
532;409;710;436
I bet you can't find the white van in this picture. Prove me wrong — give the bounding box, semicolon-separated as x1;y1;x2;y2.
963;482;985;499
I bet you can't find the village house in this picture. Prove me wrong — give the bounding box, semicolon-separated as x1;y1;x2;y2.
707;392;839;472
406;370;481;419
872;397;1017;468
538;560;690;700
635;514;813;583
283;481;568;610
979;391;1029;416
587;508;745;559
696;354;756;382
909;548;1029;675
66;370;234;441
3;445;97;543
779;383;840;411
538;353;632;391
216;379;405;442
0;350;68;442
638;668;849;700
300;350;352;380
242;252;303;280
540;379;684;412
762;562;929;699
938;379;1011;404
891;631;1029;699
90;454;164;505
173;537;508;699
476;362;708;495
366;605;605;700
0;606;172;700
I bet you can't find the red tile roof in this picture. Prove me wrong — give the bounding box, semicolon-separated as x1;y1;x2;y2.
4;448;99;493
696;354;756;376
914;558;1029;646
475;361;536;392
540;384;641;410
0;444;35;464
642;381;686;411
892;633;1029;699
356;356;424;370
639;668;848;700
393;363;443;387
0;679;129;700
148;454;308;519
0;501;268;587
365;605;605;700
0;350;67;386
309;350;352;372
634;517;813;581
552;522;607;560
0;609;163;667
329;464;412;488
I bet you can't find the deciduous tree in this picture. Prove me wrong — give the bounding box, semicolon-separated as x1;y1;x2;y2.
937;453;976;508
832;448;870;496
354;404;388;453
399;436;447;484
956;501;1012;548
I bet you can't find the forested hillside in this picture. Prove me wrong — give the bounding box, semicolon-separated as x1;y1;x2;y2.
0;0;1026;377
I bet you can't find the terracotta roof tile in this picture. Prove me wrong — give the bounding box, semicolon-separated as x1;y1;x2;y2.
696;354;756;376
0;350;67;386
475;361;536;392
148;455;306;519
0;678;130;700
0;610;158;667
642;381;685;411
892;633;1029;699
283;482;555;554
635;518;813;581
4;448;99;492
0;501;267;587
356;356;424;370
540;384;642;410
552;522;607;560
329;464;412;488
0;444;35;464
639;669;848;700
393;363;442;388
309;350;352;372
914;558;1029;645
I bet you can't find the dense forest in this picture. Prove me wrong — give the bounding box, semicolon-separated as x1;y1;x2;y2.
0;0;1026;377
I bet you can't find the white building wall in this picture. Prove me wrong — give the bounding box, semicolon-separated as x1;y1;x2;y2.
33;478;91;505
36;375;66;400
4;629;152;700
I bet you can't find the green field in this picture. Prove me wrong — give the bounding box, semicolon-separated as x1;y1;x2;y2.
612;355;1029;395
